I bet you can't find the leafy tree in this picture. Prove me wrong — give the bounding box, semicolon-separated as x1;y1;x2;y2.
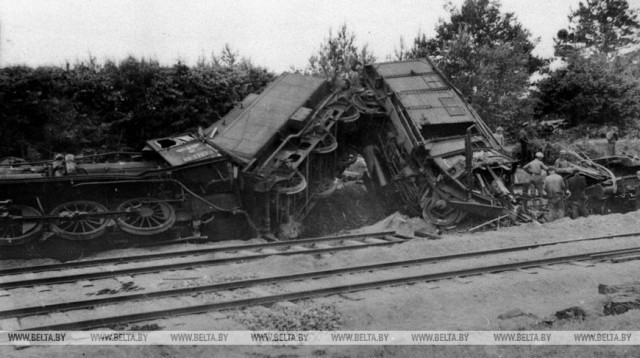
534;51;640;128
535;0;640;129
307;24;375;86
555;0;640;58
405;0;544;74
0;54;273;159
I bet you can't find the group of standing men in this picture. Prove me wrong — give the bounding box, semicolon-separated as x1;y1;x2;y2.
508;123;589;222
522;151;589;222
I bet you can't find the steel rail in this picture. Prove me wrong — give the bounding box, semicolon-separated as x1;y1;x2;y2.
9;242;640;320
0;233;404;289
4;229;640;290
0;230;397;276
20;244;640;331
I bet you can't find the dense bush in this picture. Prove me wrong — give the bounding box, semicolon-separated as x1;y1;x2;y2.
0;56;273;159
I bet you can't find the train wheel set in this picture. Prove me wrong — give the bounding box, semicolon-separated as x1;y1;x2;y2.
0;197;179;246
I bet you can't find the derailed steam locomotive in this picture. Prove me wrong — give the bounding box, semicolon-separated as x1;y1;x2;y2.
0;59;625;246
0;73;356;245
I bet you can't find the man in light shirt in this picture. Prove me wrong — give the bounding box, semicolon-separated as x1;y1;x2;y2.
493;126;505;146
523;152;548;197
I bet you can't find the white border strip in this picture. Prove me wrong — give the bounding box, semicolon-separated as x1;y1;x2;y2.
0;331;636;345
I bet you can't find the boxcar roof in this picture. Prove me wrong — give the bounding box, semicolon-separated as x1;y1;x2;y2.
374;60;477;126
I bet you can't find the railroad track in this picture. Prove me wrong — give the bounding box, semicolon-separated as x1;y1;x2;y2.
4;233;640;331
0;231;405;289
4;229;640;291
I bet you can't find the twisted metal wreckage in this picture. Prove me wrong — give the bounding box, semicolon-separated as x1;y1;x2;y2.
0;58;637;245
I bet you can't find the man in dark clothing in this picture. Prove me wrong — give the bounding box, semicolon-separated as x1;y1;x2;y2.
518;123;529;165
567;168;589;219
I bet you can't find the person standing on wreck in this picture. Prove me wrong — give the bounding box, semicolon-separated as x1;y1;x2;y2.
518;123;530;165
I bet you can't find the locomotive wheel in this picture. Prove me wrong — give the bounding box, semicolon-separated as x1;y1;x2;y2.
339;105;360;123
312;178;337;198
0;205;43;245
50;201;109;240
116;198;176;236
421;195;467;226
274;171;307;195
312;133;338;154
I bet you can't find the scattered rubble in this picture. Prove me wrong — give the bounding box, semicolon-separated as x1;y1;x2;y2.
555;306;587;321
233;303;343;331
599;282;640;316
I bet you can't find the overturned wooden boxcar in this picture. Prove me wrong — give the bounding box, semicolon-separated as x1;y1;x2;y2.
342;59;522;226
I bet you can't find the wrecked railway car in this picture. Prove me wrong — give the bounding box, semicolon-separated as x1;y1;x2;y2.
342;59;522;226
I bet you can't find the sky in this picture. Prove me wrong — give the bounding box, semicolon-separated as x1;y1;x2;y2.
0;0;638;73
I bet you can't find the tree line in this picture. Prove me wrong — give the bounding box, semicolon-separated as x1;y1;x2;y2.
0;49;273;159
306;0;640;139
1;0;639;160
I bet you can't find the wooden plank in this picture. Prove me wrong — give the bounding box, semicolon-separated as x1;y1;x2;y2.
599;282;640;295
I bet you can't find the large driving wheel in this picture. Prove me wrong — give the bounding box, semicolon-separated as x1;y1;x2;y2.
50;201;109;240
116;198;176;235
312;133;338;154
312;178;338;198
274;171;307;195
0;205;43;245
339;105;360;123
421;195;467;226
